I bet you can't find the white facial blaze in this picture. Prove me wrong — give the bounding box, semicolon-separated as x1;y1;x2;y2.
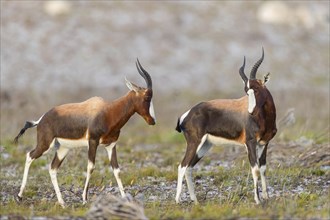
247;89;256;113
149;100;156;121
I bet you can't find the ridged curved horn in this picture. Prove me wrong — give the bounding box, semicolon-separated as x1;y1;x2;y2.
239;56;248;83
250;47;264;79
136;58;152;89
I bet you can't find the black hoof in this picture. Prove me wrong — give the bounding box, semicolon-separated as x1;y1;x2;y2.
14;194;22;203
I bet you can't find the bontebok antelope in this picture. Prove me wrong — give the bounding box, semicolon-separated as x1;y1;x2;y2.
175;49;277;204
14;59;156;207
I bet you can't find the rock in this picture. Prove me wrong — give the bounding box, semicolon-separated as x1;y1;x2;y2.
43;1;71;17
86;193;148;220
257;1;292;25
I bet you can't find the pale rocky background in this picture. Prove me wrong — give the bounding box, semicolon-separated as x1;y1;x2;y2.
1;1;329;139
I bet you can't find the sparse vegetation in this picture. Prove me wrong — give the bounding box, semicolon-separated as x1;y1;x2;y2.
1;131;329;219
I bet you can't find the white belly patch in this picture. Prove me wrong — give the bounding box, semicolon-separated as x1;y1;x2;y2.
52;138;89;149
206;134;244;146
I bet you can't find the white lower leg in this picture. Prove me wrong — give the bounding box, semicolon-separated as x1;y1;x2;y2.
49;167;65;207
18;153;34;198
185;167;198;204
113;168;126;197
251;165;261;204
175;165;187;203
260;165;269;199
82;160;95;204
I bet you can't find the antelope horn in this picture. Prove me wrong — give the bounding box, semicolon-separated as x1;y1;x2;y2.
239;56;248;83
136;58;152;89
250;47;264;79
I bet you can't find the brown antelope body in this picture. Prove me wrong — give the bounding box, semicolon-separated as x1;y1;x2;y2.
175;49;277;204
14;59;156;207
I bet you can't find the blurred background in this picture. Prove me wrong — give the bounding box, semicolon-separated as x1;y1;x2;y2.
1;1;329;143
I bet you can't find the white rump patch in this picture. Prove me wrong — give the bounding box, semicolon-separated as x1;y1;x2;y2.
179;110;191;125
247;89;256;113
149;101;156;122
29;114;45;126
35;114;44;124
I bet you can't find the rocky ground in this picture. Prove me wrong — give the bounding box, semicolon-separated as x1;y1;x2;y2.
1;140;329;207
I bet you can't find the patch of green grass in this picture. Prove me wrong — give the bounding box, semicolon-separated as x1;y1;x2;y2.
0;199;89;217
304;130;330;144
162;156;176;167
162;169;177;182
140;166;162;177
286;122;330;144
311;168;326;176
120;166;178;186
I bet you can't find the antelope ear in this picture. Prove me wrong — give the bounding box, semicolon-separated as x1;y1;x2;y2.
263;72;270;85
125;77;139;92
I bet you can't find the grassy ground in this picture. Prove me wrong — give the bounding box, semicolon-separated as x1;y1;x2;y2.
0;127;329;219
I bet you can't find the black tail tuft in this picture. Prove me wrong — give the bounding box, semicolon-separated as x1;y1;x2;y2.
175;118;182;133
14;121;36;144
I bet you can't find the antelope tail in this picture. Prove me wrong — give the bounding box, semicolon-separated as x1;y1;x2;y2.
175;118;182;133
14;115;43;144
